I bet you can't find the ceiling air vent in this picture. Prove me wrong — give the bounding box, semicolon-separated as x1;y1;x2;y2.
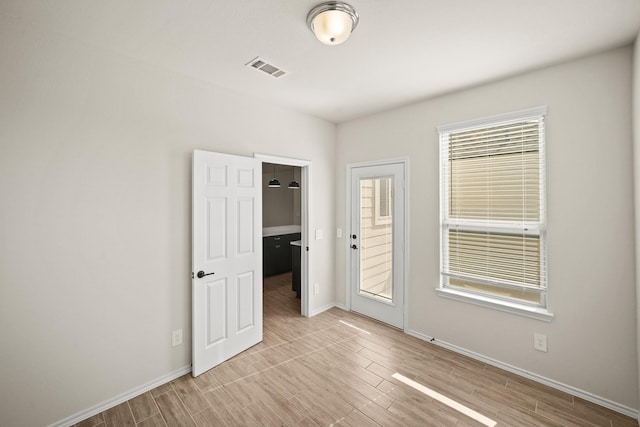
246;57;287;78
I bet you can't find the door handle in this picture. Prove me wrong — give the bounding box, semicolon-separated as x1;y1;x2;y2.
351;234;357;239
197;271;215;279
351;244;358;250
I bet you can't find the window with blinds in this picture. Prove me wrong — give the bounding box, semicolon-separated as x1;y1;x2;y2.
438;107;547;307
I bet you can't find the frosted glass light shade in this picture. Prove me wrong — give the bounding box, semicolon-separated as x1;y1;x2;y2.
312;10;353;45
307;2;359;46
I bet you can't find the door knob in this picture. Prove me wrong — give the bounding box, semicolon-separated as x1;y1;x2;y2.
351;244;358;250
351;234;357;239
197;271;215;279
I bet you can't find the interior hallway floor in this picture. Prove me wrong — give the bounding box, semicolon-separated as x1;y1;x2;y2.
73;273;636;426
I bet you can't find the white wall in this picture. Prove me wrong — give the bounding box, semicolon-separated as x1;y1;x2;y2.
0;15;336;426
336;46;638;410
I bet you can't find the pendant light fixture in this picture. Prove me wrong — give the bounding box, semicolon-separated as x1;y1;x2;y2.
307;1;359;46
268;165;281;188
288;167;300;189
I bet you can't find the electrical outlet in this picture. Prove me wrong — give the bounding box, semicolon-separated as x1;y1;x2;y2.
534;333;547;352
172;329;183;347
314;283;319;295
337;228;343;238
315;229;323;240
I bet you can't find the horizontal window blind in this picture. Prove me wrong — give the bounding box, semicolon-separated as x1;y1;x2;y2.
439;109;546;307
445;230;541;287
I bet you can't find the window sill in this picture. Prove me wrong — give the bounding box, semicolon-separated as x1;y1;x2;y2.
435;288;554;322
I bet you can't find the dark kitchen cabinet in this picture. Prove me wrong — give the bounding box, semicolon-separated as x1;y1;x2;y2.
263;233;300;277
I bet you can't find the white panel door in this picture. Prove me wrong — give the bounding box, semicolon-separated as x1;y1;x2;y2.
350;162;405;329
192;150;262;377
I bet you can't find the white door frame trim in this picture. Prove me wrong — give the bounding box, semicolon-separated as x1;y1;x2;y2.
254;153;311;317
345;158;410;330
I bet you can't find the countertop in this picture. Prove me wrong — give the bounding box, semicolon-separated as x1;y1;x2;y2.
263;225;301;237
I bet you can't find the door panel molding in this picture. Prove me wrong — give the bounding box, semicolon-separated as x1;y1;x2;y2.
192;150;262;377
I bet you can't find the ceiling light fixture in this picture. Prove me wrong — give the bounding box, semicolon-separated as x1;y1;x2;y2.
268;166;281;188
288;167;300;189
307;1;359;46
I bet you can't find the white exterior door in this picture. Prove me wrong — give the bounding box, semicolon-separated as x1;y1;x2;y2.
192;150;262;377
350;162;405;329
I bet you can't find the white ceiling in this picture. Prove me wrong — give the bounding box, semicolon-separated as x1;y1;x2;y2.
2;1;639;123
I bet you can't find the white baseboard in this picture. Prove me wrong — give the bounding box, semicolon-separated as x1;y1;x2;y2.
405;329;639;420
52;322;638;425
48;302;342;425
309;302;344;317
49;365;192;427
333;302;347;311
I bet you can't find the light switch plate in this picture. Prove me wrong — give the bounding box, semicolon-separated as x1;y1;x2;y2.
337;228;343;238
315;229;323;240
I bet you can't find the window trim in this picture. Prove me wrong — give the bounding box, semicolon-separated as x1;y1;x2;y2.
437;106;553;321
435;287;554;322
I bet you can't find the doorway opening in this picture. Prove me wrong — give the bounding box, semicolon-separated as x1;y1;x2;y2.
261;162;302;315
255;154;311;318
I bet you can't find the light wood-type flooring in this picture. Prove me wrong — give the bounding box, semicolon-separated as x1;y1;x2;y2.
75;273;637;426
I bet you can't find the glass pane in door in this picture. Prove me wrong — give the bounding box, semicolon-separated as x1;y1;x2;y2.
359;176;393;302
